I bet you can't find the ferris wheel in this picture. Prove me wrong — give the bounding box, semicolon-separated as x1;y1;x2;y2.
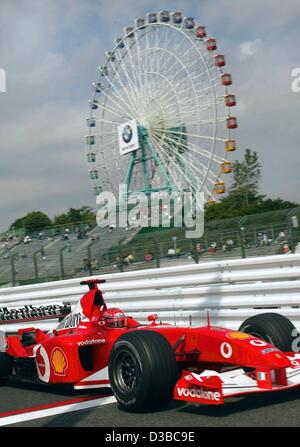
86;11;237;206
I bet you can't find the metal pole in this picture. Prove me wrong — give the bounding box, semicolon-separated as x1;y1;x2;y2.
154;238;161;268
287;208;298;254
270;225;275;242
118;241;124;272
238;228;246;259
33;246;45;280
87;239;99;276
34;253;38;279
87;243;93;276
173;237;177;252
10;253;18;287
194;244;199;264
59;245;68;280
287;219;295;254
238;217;248;259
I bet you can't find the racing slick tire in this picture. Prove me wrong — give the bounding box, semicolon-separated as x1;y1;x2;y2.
108;330;178;412
0;352;13;381
239;312;297;352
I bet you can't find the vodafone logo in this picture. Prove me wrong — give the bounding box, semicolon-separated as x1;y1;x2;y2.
250;339;267;347
77;338;106;346
220;342;233;358
177;387;221;402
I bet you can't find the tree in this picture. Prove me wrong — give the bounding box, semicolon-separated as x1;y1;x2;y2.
229;149;263;208
10;211;52;233
53;206;95;226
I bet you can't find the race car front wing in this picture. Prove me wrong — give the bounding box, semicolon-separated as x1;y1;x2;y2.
174;353;300;405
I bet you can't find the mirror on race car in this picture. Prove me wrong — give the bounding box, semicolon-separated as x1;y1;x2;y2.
80;279;106;289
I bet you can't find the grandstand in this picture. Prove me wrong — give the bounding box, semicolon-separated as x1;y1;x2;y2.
0;224;140;286
0;207;299;287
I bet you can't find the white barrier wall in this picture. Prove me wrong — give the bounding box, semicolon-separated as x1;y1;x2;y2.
1;253;300;332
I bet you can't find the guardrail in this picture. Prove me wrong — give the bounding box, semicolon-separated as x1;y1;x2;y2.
0;253;300;332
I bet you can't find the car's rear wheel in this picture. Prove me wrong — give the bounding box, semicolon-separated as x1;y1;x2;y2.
0;352;13;380
108;330;178;412
239;312;297;352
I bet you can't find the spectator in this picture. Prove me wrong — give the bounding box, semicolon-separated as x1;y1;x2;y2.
91;258;98;269
277;231;286;243
77;229;87;239
257;233;263;247
107;225;114;233
262;232;268;246
196;243;202;254
144;253;153;262
124;254;134;265
208;242;217;254
83;258;91;272
167;248;176;257
114;256;125;271
226;239;234;251
23;235;31;244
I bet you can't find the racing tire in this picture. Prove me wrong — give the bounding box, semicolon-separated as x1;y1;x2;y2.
0;352;13;380
239;312;297;352
108;330;178;412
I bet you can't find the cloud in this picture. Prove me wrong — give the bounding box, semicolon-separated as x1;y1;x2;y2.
238;39;262;60
0;0;299;232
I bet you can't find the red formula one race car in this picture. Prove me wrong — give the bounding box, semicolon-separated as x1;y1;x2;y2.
1;279;300;412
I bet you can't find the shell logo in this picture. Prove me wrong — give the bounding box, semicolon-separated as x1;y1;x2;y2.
227;331;251;340
51;348;68;376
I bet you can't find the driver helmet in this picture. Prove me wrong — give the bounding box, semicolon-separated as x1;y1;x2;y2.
102;308;126;328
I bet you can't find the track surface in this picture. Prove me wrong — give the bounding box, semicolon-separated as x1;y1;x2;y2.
1;379;300;427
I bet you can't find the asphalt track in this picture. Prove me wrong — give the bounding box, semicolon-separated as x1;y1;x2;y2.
1;379;300;427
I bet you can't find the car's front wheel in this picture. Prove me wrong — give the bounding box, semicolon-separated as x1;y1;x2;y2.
108;330;178;412
239;312;297;352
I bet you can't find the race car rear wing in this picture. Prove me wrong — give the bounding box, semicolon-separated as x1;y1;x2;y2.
0;303;72;326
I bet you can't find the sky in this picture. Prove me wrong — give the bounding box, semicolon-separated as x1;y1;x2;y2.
0;0;299;232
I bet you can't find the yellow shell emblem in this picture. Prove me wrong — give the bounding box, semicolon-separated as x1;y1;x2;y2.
51;348;68;376
227;331;251;340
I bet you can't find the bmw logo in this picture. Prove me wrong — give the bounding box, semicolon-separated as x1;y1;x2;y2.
122;125;133;143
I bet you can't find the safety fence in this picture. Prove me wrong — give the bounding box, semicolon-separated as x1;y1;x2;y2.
0;253;300;333
1;208;299;288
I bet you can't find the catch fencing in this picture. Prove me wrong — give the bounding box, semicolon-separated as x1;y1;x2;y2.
0;253;300;332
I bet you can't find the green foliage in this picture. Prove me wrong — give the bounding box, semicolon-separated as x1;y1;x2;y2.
229;148;263;208
10;211;52;233
53;206;95;226
205;196;298;222
205;194;298;222
9;206;96;234
204;148;298;221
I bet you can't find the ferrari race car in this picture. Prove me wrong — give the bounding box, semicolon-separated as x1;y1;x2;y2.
1;278;300;412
